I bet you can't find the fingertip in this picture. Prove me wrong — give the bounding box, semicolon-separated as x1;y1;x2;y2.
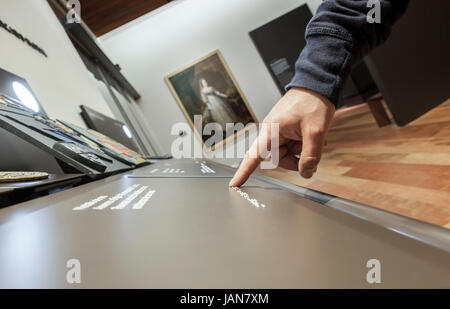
229;172;241;187
300;168;314;179
229;158;259;188
229;173;248;187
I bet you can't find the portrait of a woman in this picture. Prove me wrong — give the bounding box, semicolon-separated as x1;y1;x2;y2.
166;51;257;149
199;78;237;130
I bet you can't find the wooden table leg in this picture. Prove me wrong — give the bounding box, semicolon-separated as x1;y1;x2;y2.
367;99;392;127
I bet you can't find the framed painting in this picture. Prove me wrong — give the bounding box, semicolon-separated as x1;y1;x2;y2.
165;50;258;151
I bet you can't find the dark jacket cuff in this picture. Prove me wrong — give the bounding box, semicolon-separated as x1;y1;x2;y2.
286;26;355;105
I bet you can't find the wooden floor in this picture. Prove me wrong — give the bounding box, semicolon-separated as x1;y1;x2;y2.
258;99;450;229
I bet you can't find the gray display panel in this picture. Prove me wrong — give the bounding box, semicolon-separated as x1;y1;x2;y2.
0;105;132;175
0;161;449;288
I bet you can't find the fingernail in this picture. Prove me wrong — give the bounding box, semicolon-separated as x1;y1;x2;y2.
229;177;236;187
301;169;314;179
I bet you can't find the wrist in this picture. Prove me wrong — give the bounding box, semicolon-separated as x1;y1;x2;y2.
287;88;335;111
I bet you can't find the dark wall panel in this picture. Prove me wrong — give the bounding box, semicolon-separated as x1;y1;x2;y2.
366;0;450;125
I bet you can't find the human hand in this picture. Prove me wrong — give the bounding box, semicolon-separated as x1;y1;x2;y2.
229;88;335;187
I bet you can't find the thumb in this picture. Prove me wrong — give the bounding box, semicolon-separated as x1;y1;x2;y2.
298;126;326;179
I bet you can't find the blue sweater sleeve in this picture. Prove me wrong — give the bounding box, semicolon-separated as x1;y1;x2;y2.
286;0;409;105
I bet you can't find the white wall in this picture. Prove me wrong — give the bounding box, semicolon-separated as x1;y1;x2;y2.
100;0;322;158
0;0;115;127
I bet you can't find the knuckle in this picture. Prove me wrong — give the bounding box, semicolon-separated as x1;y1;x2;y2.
307;125;326;137
301;155;321;168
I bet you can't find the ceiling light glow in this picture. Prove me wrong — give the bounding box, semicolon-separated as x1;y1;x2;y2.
12;82;40;113
122;125;132;138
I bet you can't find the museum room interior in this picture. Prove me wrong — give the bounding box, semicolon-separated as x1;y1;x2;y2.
0;0;448;291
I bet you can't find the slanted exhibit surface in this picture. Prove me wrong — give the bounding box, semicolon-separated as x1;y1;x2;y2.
0;159;449;288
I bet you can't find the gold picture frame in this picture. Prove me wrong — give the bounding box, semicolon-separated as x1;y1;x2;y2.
165;50;258;151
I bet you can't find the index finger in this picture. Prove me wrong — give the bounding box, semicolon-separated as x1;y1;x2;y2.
228;153;261;187
229;125;271;187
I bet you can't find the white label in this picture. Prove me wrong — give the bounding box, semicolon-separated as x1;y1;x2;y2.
93;184;140;210
133;190;156;210
111;186;148;210
200;163;215;174
72;185;156;211
72;195;108;211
